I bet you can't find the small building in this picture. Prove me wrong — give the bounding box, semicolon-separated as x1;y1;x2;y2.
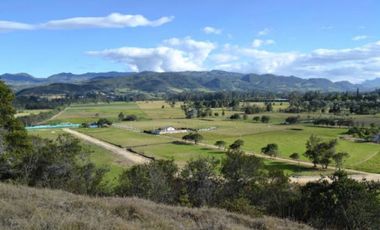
152;126;188;135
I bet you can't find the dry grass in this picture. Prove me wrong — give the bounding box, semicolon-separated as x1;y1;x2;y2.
0;183;312;230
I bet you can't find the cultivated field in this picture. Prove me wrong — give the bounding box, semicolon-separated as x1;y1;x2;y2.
49;101;380;175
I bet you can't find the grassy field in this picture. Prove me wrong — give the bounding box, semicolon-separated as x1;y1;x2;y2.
15;109;52;117
78;127;332;175
28;129;130;185
49;102;148;124
46;101;380;174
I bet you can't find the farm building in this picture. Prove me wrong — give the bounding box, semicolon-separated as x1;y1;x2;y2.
152;127;188;135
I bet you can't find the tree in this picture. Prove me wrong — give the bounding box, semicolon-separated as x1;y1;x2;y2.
261;143;279;157
266;103;273;112
289;153;300;164
285;116;300;124
116;160;179;204
261;115;270;123
0;81;30;180
221;150;265;198
182;133;203;144
332;152;349;169
214;140;226;150
297;171;380;229
180;158;220;207
229;139;244;150
97;118;112;128
253;116;260;122
230;113;241;120
124;114;137;121
118;112;125;121
304;135;337;169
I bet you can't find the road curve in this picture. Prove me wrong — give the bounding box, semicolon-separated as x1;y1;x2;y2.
62;128;150;165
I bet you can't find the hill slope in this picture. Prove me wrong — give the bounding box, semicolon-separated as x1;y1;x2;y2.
15;70;368;96
0;183;311;230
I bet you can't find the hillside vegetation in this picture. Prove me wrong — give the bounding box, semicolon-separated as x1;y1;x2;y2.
14;70;373;96
0;183;311;230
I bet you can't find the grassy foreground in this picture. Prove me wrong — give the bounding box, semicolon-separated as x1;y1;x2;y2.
0;183;311;230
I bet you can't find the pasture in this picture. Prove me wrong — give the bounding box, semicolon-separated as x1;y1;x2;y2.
16;109;52;117
46;101;380;174
49;102;147;124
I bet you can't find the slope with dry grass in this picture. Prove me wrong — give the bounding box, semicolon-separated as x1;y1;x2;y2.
0;183;312;230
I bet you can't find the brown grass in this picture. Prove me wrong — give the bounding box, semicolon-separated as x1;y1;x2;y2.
0;183;312;230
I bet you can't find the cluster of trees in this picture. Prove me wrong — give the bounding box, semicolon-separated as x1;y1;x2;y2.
242;102;273;114
180;101;216;119
285;90;380;115
115;152;379;229
18;107;64;126
14;96;69;110
347;124;380;142
312;117;354;127
1;81;108;195
304;135;349;169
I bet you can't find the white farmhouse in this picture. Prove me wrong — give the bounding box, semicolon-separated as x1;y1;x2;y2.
152;126;188;135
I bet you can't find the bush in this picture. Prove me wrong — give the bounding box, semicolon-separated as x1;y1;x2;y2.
261;143;279;157
230;113;241;120
124;115;137;121
261;115;270;123
253;116;260;122
285;116;300;124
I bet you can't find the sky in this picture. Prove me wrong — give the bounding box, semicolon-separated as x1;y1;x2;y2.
1;0;380;83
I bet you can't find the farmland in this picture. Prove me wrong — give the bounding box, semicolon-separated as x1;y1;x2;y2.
45;100;380;175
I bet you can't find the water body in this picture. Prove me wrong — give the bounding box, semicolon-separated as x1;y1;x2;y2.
26;123;98;130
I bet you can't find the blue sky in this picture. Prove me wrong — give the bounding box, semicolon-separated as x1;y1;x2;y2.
1;0;379;82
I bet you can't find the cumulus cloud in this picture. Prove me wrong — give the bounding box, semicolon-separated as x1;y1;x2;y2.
251;39;275;48
87;37;216;72
352;35;368;41
0;13;173;31
212;40;380;82
203;26;222;34
257;28;270;36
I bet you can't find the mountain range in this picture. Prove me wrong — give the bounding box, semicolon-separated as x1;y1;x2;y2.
1;70;379;96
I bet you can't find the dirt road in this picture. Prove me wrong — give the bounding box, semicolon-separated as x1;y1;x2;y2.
62;128;150;164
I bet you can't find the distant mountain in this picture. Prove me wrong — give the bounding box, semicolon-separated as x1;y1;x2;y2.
0;71;133;91
46;72;134;83
0;73;43;85
361;78;380;89
16;70;368;96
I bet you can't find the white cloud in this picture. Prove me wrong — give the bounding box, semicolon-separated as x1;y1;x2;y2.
203;26;222;34
257;28;270;36
212;40;380;82
252;39;275;48
0;21;34;31
87;37;216;72
210;54;239;63
0;13;173;31
352;35;368;41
